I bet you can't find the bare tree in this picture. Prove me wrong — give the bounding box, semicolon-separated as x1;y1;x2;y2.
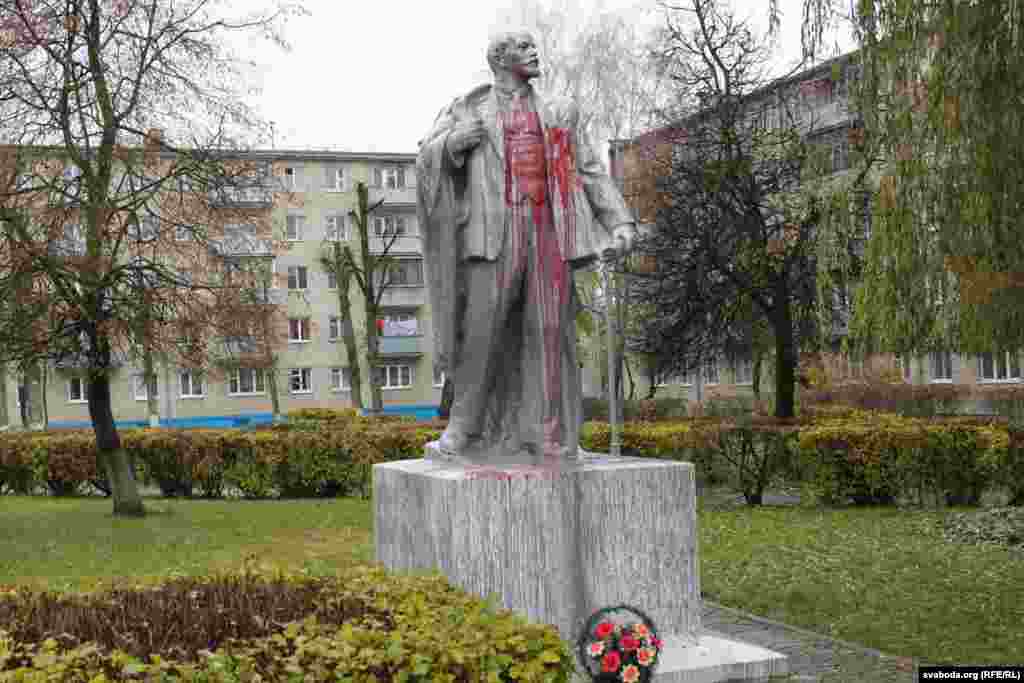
631;0;833;418
319;181;412;416
0;0;306;516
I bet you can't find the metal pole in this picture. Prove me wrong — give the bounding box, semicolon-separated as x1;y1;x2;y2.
603;260;621;457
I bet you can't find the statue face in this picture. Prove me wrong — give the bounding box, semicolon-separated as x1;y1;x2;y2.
500;33;541;80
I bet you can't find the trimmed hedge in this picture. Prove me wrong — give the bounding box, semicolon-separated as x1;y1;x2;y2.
1;408;1021;507
0;411;443;500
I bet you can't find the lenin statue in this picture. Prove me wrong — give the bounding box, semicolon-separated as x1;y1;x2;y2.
416;30;637;465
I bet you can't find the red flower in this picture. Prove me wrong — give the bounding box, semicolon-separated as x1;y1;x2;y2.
601;651;622;673
620;635;641;651
637;648;656;666
652;637;663;649
621;664;642;682
594;621;615;639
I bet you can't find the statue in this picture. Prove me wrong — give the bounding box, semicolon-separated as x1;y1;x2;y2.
416;30;637;465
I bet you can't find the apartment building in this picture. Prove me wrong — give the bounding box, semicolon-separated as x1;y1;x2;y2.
5;149;448;428
604;50;1024;404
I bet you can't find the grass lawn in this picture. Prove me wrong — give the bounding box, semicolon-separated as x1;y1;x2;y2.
1;492;1021;666
0;496;375;593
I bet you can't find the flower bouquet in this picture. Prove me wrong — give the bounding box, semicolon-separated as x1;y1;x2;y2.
576;605;663;683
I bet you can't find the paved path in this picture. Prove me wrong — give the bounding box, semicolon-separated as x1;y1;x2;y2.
702;601;917;682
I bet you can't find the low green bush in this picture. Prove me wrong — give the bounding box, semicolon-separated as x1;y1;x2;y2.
2;409;1021;508
0;566;574;682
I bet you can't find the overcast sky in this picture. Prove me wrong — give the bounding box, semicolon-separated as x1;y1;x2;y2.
233;0;856;155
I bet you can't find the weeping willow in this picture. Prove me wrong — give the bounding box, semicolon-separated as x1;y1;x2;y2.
815;0;1024;357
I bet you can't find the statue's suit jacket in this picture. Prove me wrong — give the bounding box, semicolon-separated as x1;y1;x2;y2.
416;83;634;373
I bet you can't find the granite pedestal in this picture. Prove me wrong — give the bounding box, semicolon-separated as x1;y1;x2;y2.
373;453;787;682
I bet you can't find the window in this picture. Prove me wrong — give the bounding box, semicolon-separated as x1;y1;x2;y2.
288;318;311;342
323;165;345;192
180;371;205;398
380;312;418;336
289;368;313;394
282;166;298;190
131;217;158;242
373;215;408;237
656;368;692;386
133;374;158;401
385;260;423;286
896;354;913;382
859;189;872;240
977;351;1021;383
832;139;849;173
225;223;257;240
374;364;413;389
374;166;406;189
327;270;338;289
287;265;308;290
325;214;348;241
433;365;446;387
930;351;953;383
64;222;85;242
229;368;266;395
330;367;351;391
328;316;343;341
734;356;754;385
285;215;304;241
68;377;88;403
702;356;719;385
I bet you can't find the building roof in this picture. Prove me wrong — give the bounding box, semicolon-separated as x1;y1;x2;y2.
611;48;861;151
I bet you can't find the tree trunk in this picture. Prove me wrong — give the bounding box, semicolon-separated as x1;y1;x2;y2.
143;344;159;427
365;311;383;415
39;362;48;430
0;364;7;426
751;348;763;403
267;367;282;422
18;381;28;428
624;356;636;401
772;303;797;419
334;243;363;411
439;376;454;419
88;371;144;516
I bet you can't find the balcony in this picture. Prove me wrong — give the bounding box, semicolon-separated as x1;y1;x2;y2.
379;286;425;307
379;335;424;357
368;186;416;205
208;185;274;208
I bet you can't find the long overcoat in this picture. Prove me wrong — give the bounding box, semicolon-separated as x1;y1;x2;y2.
415;83;634;374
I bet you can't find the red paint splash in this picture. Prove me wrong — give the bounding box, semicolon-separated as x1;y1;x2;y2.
495;100;577;457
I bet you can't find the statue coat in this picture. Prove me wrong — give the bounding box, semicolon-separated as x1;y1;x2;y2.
416;83;634;376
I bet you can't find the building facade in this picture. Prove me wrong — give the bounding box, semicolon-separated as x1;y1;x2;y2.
5;149;449;428
606;51;1024;406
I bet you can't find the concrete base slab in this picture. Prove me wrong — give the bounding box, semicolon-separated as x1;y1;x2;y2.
654;631;789;682
570;631;787;683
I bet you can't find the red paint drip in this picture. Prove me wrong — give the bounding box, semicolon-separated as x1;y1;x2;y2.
545;127;577;262
495;100;575;456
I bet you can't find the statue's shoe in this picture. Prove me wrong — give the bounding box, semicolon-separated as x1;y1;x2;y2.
438;428;474;456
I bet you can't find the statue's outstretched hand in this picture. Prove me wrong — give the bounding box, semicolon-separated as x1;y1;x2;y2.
447;116;487;156
601;225;637;262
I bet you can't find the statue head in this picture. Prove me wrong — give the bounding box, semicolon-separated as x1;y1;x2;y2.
487;30;541;81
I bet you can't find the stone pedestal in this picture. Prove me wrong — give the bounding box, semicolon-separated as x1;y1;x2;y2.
374;454;787;682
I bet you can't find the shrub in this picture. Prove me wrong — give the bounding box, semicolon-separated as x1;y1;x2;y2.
0;566;574;682
715;420;801;505
796;411;1008;506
